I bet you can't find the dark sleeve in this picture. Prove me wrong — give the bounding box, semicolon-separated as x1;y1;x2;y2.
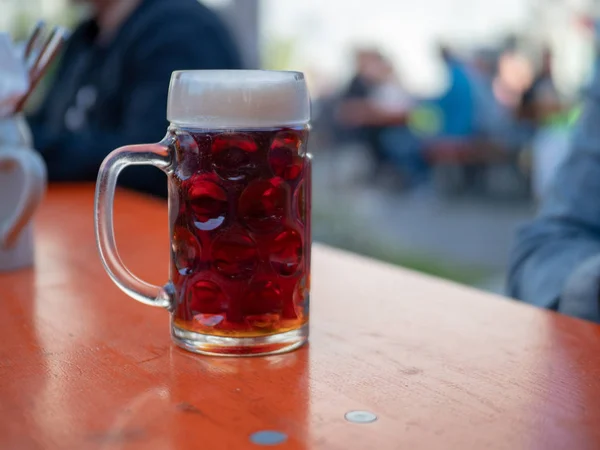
344;76;369;99
507;75;600;322
28;20;96;152
41;16;241;196
520;78;538;109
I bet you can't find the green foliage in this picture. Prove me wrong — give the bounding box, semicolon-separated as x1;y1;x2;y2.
262;38;296;71
313;206;489;286
6;2;81;41
9;9;36;41
408;104;443;137
341;239;489;285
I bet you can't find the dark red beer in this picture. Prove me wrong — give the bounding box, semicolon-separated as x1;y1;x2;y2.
170;127;311;338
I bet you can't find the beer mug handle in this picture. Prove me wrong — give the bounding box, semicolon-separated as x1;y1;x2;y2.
0;147;46;249
94;143;173;308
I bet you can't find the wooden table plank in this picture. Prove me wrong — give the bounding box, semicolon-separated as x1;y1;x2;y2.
1;184;599;450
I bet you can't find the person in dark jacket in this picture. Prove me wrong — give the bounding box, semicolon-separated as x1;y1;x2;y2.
28;0;242;197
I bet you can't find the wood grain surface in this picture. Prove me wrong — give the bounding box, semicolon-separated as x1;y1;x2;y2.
1;184;600;450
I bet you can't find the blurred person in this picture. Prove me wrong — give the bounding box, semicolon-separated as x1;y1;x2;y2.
434;45;475;138
491;35;533;109
337;49;419;183
369;59;427;188
519;48;562;127
28;0;242;197
576;14;600;82
424;45;479;192
519;48;570;200
336;48;394;175
343;48;379;101
507;70;600;323
467;48;513;144
369;58;414;117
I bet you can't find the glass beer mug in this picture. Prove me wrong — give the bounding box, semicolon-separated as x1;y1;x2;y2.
95;71;311;356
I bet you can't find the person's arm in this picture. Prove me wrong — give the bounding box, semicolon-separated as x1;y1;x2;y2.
508;77;600;322
336;99;409;127
41;17;241;195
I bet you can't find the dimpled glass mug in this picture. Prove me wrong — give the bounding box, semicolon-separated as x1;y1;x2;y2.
95;71;311;356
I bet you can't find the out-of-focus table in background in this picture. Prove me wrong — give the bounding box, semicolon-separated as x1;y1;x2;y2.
1;184;600;450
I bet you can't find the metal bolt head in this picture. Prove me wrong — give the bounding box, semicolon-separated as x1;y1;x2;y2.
345;410;378;424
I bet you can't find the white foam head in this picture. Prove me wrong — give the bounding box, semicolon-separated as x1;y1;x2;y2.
167;70;310;129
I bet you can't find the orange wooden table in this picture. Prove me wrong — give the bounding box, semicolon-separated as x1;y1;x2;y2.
2;184;600;450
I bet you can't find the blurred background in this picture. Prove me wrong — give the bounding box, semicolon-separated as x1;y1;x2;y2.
3;0;600;294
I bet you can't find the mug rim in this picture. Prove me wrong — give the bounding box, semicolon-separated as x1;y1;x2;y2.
170;69;305;79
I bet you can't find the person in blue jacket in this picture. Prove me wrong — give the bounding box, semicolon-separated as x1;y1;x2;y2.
28;0;242;198
436;46;475;138
508;71;600;323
